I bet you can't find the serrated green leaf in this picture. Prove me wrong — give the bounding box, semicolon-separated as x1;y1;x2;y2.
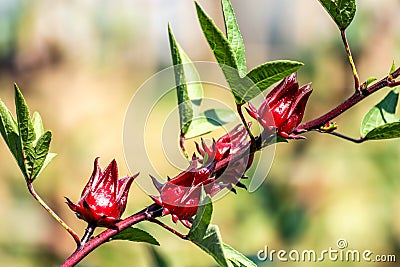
222;0;246;77
111;227;160;246
168;25;194;136
15;84;36;180
195;2;248;104
390;60;396;75
185;109;237;139
223;244;257;267
361;89;399;137
32;112;44;146
243;60;303;101
31;131;52;180
318;0;356;30
364;122;400;140
196;2;238;71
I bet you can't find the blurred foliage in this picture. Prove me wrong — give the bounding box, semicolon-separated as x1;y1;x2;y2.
0;0;399;266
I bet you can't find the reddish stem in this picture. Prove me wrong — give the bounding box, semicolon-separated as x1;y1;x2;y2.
295;67;400;133
60;204;161;267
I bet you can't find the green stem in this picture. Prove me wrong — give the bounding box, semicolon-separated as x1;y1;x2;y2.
27;182;81;247
341;29;360;92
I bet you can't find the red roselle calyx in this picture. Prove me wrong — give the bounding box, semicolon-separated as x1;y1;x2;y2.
66;158;138;228
196;124;253;191
247;72;312;139
150;155;216;228
150;125;254;228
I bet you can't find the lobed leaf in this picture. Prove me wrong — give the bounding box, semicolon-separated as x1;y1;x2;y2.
195;2;238;71
31;131;52;181
318;0;356;30
32;112;44;145
0;85;55;181
111;227;160;246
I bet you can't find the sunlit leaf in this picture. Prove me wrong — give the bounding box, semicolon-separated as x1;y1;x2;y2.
364;122;400;140
31;131;52;180
243;60;303;102
222;0;246;77
390;60;396;75
361;89;399;136
32;112;44;145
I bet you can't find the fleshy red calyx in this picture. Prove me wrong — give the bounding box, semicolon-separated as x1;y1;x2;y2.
65;158;138;228
247;72;312;139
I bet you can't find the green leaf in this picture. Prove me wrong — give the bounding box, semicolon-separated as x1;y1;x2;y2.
195;2;247;104
188;193;228;267
223;244;257;267
0;99;18;146
8;132;25;174
364;122;400;140
365;77;377;87
190;224;228;267
168;25;194;136
361;89;399;137
35;152;57;179
222;0;246;77
180;48;203;117
318;0;356;30
111;227;160;246
196;2;238;71
32;112;44;145
243;60;303;101
189;194;212;238
185;109;237;139
390;60;396;75
14;84;36;179
31;131;52;180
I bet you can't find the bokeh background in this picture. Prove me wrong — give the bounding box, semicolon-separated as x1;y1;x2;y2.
0;0;399;266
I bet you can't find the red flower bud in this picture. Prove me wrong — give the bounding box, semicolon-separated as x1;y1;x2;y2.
66;158;137;227
150;155;216;228
247;73;312;139
196;124;253;192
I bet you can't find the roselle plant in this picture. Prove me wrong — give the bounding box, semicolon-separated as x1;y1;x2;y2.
0;0;399;266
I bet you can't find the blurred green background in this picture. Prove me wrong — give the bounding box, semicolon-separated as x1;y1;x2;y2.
0;0;399;266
